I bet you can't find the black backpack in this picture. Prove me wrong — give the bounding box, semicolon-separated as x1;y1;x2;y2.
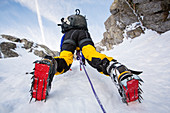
58;9;88;33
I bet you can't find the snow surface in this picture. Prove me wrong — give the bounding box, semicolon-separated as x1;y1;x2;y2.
0;30;170;113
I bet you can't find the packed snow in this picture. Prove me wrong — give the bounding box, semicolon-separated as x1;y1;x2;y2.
0;29;170;113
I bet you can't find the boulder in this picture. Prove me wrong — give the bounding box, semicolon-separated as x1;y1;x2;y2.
0;42;19;58
33;50;46;58
21;39;33;49
38;44;58;57
1;35;21;42
126;26;144;39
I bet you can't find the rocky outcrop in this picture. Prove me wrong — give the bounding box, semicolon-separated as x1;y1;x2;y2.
21;38;34;49
0;42;19;58
0;35;59;58
101;0;170;50
134;0;170;33
38;44;57;57
1;35;21;42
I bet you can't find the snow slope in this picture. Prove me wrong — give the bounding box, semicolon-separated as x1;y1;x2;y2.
0;30;170;113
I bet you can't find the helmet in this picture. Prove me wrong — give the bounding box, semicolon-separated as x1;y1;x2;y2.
58;9;88;33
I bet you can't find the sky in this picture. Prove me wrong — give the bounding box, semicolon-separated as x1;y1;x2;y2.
0;0;113;51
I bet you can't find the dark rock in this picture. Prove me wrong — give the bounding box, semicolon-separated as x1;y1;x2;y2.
110;9;119;15
0;42;16;50
104;15;116;31
136;1;164;15
0;42;19;58
142;13;166;24
119;1;138;26
145;20;170;33
21;39;33;49
38;44;58;57
0;35;59;59
33;50;46;58
127;26;144;39
1;35;21;42
110;0;119;15
133;0;150;4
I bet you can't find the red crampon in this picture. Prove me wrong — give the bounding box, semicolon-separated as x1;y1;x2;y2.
119;74;144;104
30;60;52;102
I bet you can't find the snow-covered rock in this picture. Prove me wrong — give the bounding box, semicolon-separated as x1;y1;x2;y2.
0;35;59;58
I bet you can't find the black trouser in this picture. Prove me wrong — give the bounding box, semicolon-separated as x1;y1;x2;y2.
54;29;114;76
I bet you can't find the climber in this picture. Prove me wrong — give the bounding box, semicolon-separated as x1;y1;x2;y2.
54;9;133;81
30;9;143;103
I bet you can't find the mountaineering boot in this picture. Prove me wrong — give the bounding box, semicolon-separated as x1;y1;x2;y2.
30;56;57;102
107;61;144;104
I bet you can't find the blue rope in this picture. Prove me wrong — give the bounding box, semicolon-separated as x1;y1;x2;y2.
79;56;107;113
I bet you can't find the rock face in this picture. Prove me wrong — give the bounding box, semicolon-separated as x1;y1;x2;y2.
135;0;170;33
0;35;59;58
100;0;170;51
